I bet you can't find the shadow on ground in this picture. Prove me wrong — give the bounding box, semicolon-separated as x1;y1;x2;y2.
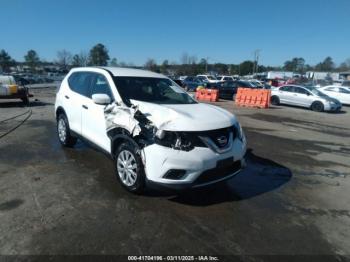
148;149;292;206
0;100;53;108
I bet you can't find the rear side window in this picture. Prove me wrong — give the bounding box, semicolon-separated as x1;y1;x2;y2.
280;86;293;92
68;72;93;97
90;73;114;99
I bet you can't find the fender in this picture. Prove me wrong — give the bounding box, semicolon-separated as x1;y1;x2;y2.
109;131;140;157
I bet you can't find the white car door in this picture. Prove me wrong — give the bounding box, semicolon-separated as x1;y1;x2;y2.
82;73;113;152
64;72;93;135
338;87;350;104
278;86;297;105
294;87;314;107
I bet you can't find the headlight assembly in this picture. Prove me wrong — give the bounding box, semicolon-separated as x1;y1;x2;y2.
235;122;245;142
155;131;194;151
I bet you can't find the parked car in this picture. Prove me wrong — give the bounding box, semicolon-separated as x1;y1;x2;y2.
218;81;239;100
0;75;30;104
318;86;350;105
341;80;350;87
217;76;235;82
236;80;256;88
182;76;205;91
197;75;220;83
55;67;247;193
248;80;265;88
271;85;341;112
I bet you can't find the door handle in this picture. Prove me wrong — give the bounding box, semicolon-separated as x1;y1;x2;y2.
82;105;88;109
65;95;70;99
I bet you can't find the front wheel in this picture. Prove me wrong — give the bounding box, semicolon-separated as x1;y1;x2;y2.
311;101;324;112
114;142;145;194
57;114;77;147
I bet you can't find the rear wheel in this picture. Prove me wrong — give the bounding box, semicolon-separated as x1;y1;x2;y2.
271;95;280;105
114;142;145;194
57;114;77;147
311;101;324;112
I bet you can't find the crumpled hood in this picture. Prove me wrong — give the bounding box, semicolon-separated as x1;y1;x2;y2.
130;100;237;131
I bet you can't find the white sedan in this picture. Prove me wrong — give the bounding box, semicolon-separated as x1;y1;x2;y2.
271;85;341;112
319;86;350;105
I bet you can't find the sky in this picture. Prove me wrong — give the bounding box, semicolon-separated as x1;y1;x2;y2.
1;0;349;66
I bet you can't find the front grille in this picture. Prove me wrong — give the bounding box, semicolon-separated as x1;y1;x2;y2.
185;127;236;148
204;128;232;148
194;160;241;185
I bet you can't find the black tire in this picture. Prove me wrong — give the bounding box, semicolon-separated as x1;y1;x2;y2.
114;142;145;194
311;101;324;112
57;113;77;147
271;95;280;105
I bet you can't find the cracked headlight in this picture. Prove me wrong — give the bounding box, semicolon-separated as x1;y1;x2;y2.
155;131;194;151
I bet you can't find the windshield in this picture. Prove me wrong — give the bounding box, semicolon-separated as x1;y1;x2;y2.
113;77;197;105
207;76;217;80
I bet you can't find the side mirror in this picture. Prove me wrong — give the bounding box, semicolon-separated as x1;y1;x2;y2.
92;93;111;105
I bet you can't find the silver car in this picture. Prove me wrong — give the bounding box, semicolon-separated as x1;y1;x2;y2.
271;85;341;112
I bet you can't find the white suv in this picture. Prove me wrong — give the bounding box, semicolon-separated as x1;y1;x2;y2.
55;67;247;193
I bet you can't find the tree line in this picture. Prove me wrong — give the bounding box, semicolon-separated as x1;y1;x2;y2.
1;43;349;76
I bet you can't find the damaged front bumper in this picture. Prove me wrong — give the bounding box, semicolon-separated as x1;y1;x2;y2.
142;137;246;190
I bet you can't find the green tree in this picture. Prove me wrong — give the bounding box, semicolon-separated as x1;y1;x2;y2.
213;63;228;75
239;60;254;75
109;58;118;66
315;57;334;71
144;58;158;72
24;50;40;73
160;59;169;74
88;43;110;66
283;57;305;73
71;52;88;67
0;49;15;73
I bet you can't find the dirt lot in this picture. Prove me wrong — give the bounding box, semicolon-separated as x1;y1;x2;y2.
0;88;349;259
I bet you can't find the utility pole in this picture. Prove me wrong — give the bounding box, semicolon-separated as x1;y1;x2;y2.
205;57;210;73
253;49;261;76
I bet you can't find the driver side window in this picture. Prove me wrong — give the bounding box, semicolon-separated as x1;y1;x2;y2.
90;74;114;100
